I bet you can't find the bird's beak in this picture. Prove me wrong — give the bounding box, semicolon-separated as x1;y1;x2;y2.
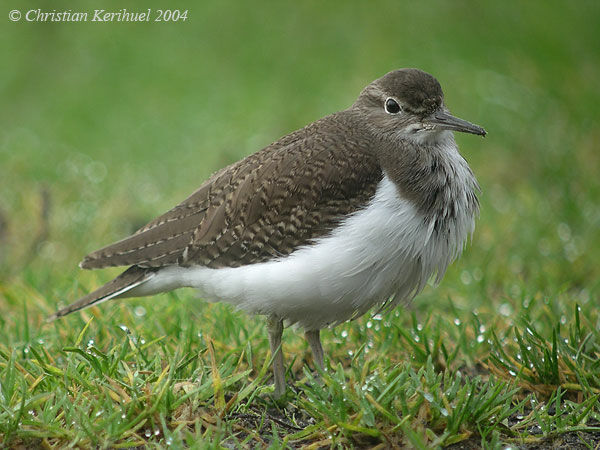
425;111;486;137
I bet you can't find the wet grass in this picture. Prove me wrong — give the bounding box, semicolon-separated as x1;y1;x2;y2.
1;0;600;447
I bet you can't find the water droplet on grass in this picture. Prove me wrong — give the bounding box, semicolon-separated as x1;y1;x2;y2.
560;315;567;324
499;303;512;316
460;270;472;285
341;330;348;338
134;306;146;317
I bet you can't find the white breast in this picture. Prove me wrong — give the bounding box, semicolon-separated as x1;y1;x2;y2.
138;164;476;330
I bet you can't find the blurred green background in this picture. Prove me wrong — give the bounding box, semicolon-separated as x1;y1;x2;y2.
1;0;599;325
1;1;600;445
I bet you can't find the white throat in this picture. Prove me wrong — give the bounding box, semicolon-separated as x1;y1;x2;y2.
396;127;454;146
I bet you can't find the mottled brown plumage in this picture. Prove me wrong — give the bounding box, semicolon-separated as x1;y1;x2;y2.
81;114;382;271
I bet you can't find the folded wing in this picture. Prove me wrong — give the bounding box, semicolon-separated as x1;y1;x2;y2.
80;115;383;271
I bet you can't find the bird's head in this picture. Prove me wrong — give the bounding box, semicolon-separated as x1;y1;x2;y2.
353;68;486;145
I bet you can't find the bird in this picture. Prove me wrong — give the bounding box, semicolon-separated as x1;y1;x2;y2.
49;68;486;398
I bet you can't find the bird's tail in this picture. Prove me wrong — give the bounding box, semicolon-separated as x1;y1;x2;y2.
47;266;156;322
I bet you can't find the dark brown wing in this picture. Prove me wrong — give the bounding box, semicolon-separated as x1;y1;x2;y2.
48;266;155;321
80;112;382;270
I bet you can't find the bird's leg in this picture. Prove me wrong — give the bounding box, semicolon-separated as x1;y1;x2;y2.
305;329;324;370
267;315;286;398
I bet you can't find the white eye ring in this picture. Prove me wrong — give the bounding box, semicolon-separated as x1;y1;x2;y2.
384;97;401;114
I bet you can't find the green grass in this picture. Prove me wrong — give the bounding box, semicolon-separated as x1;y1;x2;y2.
1;0;600;447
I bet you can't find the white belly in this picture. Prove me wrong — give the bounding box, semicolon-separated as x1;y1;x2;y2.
136;175;474;330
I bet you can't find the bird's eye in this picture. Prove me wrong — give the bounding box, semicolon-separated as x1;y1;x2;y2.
384;98;401;114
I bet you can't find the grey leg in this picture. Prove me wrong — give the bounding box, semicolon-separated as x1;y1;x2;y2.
267;315;286;398
305;329;324;370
